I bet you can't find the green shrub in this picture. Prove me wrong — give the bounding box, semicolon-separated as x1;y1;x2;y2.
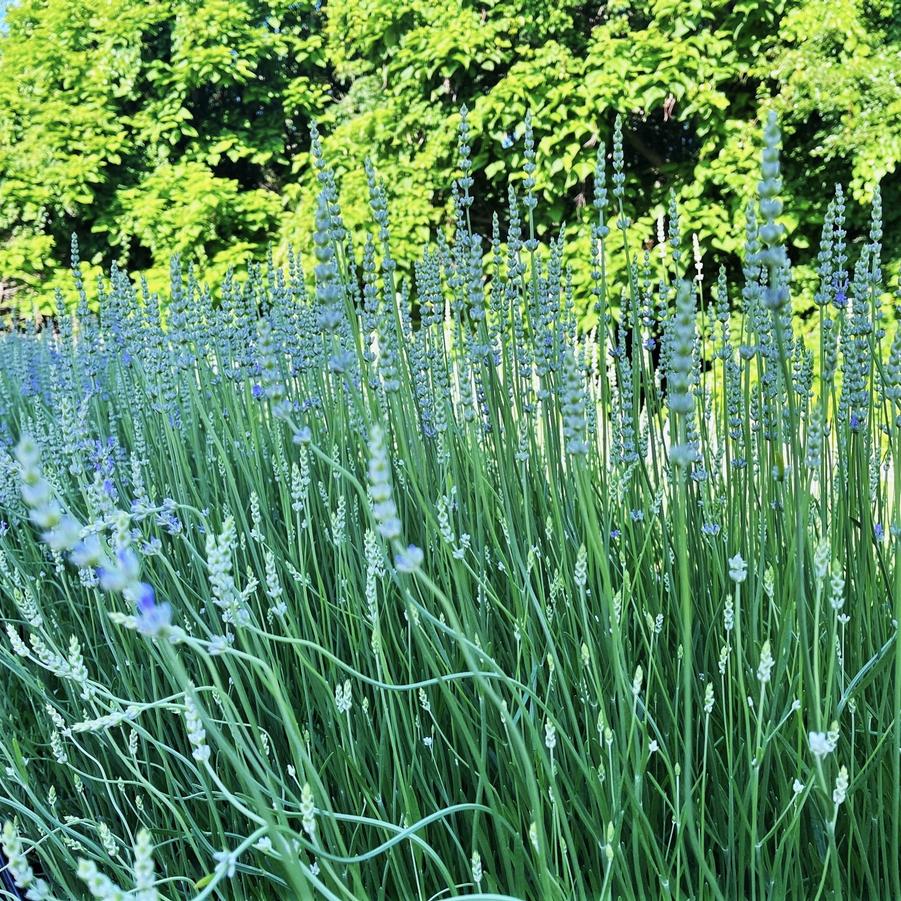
0;0;898;310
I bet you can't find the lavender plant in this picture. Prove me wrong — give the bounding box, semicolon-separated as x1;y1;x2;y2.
0;111;898;901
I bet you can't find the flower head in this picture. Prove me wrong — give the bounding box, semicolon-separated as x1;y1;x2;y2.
728;554;748;583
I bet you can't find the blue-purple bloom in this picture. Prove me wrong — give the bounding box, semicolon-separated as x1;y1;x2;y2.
141;537;162;555
135;581;156;612
155;502;183;535
70;534;104;568
135;588;173;637
395;544;424;573
88;436;119;477
99;547;141;592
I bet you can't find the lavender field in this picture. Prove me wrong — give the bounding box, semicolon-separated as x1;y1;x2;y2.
0;112;899;899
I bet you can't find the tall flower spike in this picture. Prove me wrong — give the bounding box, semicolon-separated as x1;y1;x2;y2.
522;112;538;243
561;349;589;455
757;111;789;310
132;829;157;901
257;318;287;415
611;116;625;200
77;858;126;899
367;424;402;540
367;424;423;573
666;280;697;466
301;783;316;838
832;765;849;807
593;143;608;224
313;189;343;333
457;105;474;211
2;820;53;900
757;640;774;683
206;516;248;626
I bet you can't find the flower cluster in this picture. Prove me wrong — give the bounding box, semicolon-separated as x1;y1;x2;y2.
15;436;171;637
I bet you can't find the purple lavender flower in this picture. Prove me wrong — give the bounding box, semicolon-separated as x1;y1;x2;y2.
251;384;264;399
155;501;183;535
395;544;424;573
70;534;104;568
135;581;156;612
99;547;141;592
141;537;162;555
136;600;173;637
702;522;721;536
874;523;885;541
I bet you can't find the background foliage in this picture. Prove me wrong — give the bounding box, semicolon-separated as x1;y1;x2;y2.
0;0;898;310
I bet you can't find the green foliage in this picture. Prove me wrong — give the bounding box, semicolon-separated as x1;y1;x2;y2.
0;0;898;309
0;0;328;300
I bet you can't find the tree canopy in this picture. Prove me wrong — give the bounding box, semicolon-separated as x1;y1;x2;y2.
0;0;898;311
